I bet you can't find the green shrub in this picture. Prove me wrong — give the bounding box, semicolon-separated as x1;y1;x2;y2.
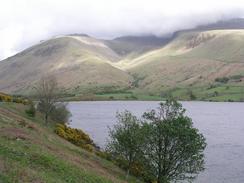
229;75;243;80
109;96;114;100
130;95;138;100
95;151;112;161
207;84;217;89
12;98;22;103
214;91;219;97
50;103;71;123
81;144;94;152
112;157;153;182
215;77;229;83
25;103;36;117
187;90;196;100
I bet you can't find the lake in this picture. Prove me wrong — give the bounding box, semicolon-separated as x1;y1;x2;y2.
68;101;244;183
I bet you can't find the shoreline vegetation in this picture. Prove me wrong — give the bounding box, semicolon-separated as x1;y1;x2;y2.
1;89;244;104
59;83;244;102
106;100;206;182
0;75;207;183
0;96;206;183
62;90;244;102
0;102;140;183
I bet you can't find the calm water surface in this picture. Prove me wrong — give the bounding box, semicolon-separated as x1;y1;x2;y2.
68;101;244;183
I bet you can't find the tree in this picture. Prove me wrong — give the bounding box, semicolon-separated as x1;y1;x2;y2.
50;103;71;124
187;89;196;100
142;99;206;183
35;76;60;124
25;102;36;117
106;111;144;179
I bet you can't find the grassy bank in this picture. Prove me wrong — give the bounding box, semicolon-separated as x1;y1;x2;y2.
0;102;139;183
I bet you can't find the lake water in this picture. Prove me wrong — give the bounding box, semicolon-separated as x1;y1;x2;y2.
68;101;244;183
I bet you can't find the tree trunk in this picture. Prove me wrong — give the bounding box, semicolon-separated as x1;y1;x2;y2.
126;160;131;180
45;113;48;124
157;174;162;183
157;138;163;183
126;168;130;180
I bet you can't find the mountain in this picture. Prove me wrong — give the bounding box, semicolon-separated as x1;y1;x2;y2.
104;35;171;57
1;18;244;101
0;35;132;94
0;34;167;95
125;30;244;95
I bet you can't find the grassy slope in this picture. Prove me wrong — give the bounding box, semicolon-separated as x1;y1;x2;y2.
0;36;132;94
1;30;244;101
121;30;244;101
64;32;244;101
0;103;138;183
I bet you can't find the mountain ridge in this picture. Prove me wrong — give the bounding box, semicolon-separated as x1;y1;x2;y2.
1;18;244;101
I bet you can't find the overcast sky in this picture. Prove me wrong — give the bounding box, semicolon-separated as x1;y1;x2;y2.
1;0;244;60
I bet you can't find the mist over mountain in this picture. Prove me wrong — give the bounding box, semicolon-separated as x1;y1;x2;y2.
1;0;244;60
1;18;244;101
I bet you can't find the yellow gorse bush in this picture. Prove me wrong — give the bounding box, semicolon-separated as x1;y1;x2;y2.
0;93;12;102
0;92;29;105
55;124;95;152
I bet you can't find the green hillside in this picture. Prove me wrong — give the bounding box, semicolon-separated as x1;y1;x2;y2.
122;30;244;101
0;36;132;94
1;29;244;101
0;102;138;183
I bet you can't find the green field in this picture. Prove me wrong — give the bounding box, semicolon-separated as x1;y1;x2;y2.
73;84;244;102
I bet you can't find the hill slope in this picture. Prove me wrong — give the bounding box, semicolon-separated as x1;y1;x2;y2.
104;35;171;57
0;102;137;183
0;35;132;94
1;25;244;101
118;30;244;101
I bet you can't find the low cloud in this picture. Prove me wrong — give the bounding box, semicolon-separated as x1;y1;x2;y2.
1;0;244;60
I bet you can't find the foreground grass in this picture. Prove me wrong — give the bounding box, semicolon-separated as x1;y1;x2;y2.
0;103;139;183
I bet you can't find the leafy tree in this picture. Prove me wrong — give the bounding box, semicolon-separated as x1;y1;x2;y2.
187;90;197;100
214;91;219;97
25;102;36;117
106;111;144;179
35;76;60;124
142;99;206;183
50;103;71;124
